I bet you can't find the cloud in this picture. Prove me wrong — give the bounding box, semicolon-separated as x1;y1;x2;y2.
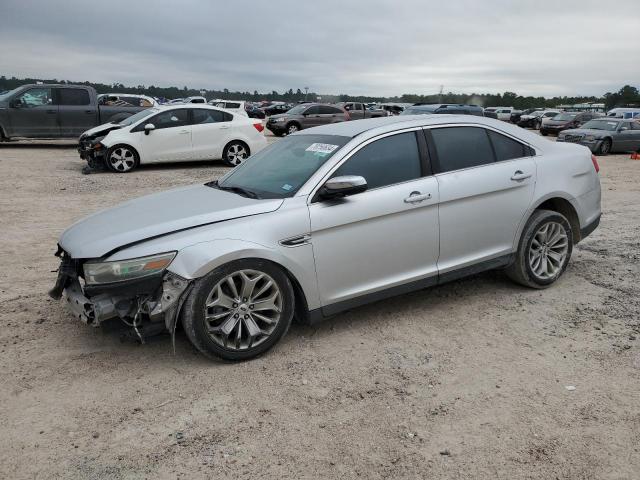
0;0;638;97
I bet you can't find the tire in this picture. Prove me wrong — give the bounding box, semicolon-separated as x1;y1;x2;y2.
286;122;300;135
540;130;548;136
505;209;573;289
222;141;250;167
181;259;295;361
597;138;612;155
105;144;139;173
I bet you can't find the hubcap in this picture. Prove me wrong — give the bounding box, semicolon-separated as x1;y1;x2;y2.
109;147;135;172
287;124;298;134
226;144;248;166
601;141;610;154
204;269;282;350
528;221;569;280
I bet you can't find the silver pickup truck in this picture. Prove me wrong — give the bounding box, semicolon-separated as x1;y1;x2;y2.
0;84;152;140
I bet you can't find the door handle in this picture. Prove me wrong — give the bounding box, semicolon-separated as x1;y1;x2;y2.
511;170;532;181
178;130;190;134
85;110;94;114
46;109;57;114
404;191;431;203
219;125;230;129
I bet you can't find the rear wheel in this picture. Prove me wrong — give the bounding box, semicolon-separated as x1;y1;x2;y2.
222;141;249;167
105;145;139;173
597;138;612;155
506;209;573;288
182;259;295;361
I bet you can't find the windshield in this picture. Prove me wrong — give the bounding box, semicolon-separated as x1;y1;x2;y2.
553;113;577;121
0;87;23;102
286;105;307;114
118;108;159;126
581;119;620;131
401;107;432;115
216;134;350;199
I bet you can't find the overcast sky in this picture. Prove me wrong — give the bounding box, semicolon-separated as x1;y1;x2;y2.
0;0;638;97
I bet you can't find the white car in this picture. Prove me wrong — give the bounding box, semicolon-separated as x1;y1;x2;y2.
485;107;514;121
211;100;248;116
78;105;267;171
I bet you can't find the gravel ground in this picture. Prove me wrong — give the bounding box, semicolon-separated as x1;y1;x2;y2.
0;132;639;480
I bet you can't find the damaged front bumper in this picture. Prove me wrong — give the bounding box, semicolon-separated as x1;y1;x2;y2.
50;251;192;338
78;139;107;168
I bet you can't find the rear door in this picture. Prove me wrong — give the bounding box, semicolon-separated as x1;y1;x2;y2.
7;87;58;137
319;105;345;124
56;88;97;137
133;108;192;163
190;108;234;160
428;125;536;276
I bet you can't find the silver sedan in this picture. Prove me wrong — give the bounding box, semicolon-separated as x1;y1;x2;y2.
51;115;602;361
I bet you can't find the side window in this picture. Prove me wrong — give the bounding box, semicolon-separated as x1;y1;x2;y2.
149;109;189;130
226;102;240;109
16;88;52;107
58;88;90;106
305;106;321;115
192;108;225;124
631;121;640;131
319;105;341;114
487;130;527;161
332;132;422;189
430;127;495;173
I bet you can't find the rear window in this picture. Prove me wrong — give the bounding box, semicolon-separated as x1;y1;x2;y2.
430;127;495;173
58;88;90;106
488;130;528;161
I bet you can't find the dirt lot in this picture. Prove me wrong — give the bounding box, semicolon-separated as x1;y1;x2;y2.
0;134;639;480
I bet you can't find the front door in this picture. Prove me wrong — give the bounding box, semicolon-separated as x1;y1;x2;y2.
135;108;192;163
308;130;440;311
7;87;59;137
428;126;536;275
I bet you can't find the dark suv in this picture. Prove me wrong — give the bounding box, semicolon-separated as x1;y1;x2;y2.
265;103;349;136
400;103;484;116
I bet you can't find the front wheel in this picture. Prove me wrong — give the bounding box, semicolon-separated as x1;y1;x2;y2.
597;138;612;155
222;141;249;167
286;123;299;135
181;259;295;361
505;210;573;288
105;145;139;173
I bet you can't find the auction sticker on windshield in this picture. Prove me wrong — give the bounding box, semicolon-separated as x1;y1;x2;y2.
305;143;339;156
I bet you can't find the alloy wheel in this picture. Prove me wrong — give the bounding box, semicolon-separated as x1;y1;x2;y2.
528;222;569;280
108;147;136;172
226;143;248;166
287;124;299;134
203;269;282;350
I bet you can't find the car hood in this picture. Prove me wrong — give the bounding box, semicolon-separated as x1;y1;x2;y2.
80;122;122;140
269;113;288;120
544;120;571;127
560;128;607;137
59;184;283;259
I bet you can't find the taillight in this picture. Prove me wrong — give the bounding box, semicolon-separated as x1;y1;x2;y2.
591;154;600;173
253;122;264;133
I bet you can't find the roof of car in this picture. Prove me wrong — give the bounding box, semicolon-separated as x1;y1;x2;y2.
296;114;547;148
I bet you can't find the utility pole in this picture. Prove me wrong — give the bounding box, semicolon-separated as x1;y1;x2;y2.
438;85;444;103
304;87;309;102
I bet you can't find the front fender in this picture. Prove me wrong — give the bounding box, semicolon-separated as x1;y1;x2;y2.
167;238;321;310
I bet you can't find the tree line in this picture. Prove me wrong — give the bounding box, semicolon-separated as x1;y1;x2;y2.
1;76;637;110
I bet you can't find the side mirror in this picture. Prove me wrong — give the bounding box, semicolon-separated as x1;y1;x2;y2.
619;126;629;132
144;123;155;135
318;175;367;200
10;98;22;108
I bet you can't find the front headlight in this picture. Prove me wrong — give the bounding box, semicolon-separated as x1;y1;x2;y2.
83;252;176;285
584;135;596;142
276;117;286;122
